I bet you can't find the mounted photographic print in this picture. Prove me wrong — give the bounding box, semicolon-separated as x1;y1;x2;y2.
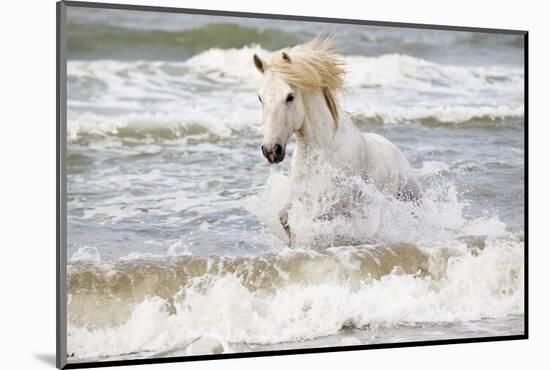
56;1;527;368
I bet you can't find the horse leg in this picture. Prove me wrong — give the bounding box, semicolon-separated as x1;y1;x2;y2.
279;205;291;247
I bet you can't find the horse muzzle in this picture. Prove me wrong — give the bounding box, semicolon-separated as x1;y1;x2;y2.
261;143;286;164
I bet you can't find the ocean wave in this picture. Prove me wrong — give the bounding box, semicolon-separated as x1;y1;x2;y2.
251;164;511;247
66;12;524;64
346;53;524;89
67;23;301;60
349;105;524;127
67;48;525;97
67;112;260;143
457;33;524;49
66;105;523;144
64;15;525;362
67;47;524;141
67;236;523;360
66;159;524;360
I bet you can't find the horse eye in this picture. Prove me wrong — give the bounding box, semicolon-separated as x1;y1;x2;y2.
258;95;262;103
286;93;295;103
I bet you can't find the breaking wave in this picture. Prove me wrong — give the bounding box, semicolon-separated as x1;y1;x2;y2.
66;47;524;144
64;20;525;362
67;23;301;60
67;159;524;361
67;236;523;360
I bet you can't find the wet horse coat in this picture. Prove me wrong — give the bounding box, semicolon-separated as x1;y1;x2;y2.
253;38;421;245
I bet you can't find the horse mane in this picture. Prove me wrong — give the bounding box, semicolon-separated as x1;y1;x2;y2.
268;37;346;131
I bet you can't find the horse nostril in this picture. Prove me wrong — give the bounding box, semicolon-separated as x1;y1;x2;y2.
274;144;283;158
261;145;268;159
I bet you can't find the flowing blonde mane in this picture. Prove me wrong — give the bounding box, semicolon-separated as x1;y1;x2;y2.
268;37;346;130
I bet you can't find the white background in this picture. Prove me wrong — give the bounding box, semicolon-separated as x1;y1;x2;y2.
0;0;546;368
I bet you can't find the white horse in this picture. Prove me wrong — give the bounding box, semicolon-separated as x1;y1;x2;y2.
253;38;421;246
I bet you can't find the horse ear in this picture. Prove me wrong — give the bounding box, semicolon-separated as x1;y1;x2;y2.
253;54;265;74
281;51;291;63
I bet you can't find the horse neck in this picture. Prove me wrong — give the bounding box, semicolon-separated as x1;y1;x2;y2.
295;91;338;155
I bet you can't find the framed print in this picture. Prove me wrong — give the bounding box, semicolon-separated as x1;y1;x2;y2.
57;1;527;368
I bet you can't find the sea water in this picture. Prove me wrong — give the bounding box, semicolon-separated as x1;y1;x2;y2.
65;7;525;362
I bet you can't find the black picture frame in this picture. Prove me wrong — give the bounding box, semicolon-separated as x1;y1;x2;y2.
56;1;529;368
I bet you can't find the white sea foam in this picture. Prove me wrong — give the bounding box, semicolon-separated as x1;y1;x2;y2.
66;162;524;362
183;45;265;86
67;47;524;142
346;53;523;95
249;161;510;248
347;104;524;125
65;151;523;360
65;46;525;362
68;246;102;264
66;107;261;142
416;161;451;177
67;237;523;360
